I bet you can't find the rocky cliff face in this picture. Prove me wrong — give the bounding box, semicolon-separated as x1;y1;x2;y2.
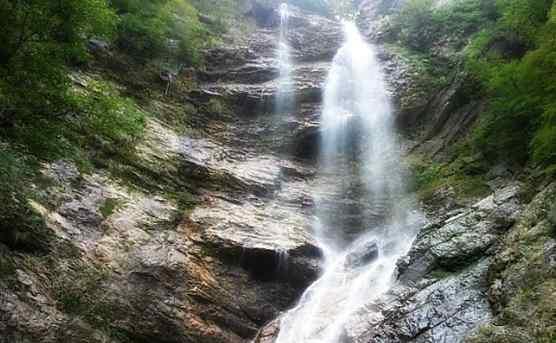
1;2;554;343
346;1;556;342
359;0;483;159
254;2;556;342
0;4;337;343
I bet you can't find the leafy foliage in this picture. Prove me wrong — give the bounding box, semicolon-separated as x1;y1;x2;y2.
470;1;556;167
0;0;231;255
113;0;207;64
0;0;116;65
0;77;145;165
394;0;556;170
392;0;495;52
0;0;225;157
0;147;50;253
496;0;553;44
0;0;117;126
73;80;146;148
189;0;240;31
408;150;490;203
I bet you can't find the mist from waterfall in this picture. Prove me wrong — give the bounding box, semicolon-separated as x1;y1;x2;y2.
275;3;294;114
274;22;422;343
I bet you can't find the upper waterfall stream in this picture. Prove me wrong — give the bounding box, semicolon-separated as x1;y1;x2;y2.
275;3;293;114
274;21;423;343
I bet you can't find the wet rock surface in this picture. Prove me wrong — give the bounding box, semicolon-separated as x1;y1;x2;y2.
349;259;493;343
334;182;524;343
345;240;379;268
398;183;522;283
0;6;341;343
255;179;530;343
3;3;555;343
201;5;338;119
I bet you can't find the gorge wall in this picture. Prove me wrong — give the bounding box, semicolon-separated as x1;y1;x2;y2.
0;1;555;343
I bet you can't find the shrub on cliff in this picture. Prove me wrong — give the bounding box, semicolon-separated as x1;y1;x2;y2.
0;147;50;253
393;0;556;170
392;0;494;52
0;0;117;127
113;0;207;65
471;1;556;168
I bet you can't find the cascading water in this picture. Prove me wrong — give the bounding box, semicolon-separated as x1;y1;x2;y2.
275;3;294;114
274;22;422;343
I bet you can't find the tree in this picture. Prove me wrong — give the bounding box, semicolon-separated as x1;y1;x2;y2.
0;0;116;65
114;0;206;64
0;0;116;124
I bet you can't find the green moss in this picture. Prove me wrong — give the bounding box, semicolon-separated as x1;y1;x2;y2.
53;263;108;314
150;99;197;134
497;280;556;342
99;198;121;219
429;269;455;279
0;253;16;280
469;274;556;342
407;152;490;204
108;328;135;343
92;143;198;228
467;325;529;342
469;184;556;343
50;260;130;334
0;147;54;253
384;43;450;91
548;202;556;236
206;98;232;116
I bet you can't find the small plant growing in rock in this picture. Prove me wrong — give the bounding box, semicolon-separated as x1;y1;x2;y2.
548;202;556;235
206;98;230;115
99;198;121;219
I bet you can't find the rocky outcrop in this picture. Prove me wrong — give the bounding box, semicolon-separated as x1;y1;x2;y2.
252;3;556;343
254;174;531;343
399;183;522;282
466;182;556;342
0;6;342;342
3;2;554;343
343;183;523;342
358;0;484;159
0;2;356;341
201;5;340;119
345;240;379;268
0;132;319;342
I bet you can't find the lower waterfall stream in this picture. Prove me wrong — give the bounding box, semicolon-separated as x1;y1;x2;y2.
274;21;423;343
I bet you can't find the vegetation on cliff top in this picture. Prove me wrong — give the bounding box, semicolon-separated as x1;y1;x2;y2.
393;2;556;341
471;0;556;168
0;0;238;254
392;0;556;172
0;0;233;139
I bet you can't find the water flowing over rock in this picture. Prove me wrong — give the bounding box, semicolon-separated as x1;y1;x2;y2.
275;3;293;114
3;2;555;343
345;240;379;268
341;182;532;343
0;6;341;342
261;21;424;343
201;5;340;119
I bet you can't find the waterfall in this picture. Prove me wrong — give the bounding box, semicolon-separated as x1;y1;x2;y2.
274;22;422;343
275;3;293;114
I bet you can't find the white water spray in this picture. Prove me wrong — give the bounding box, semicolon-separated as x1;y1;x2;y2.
276;3;294;113
275;22;422;343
